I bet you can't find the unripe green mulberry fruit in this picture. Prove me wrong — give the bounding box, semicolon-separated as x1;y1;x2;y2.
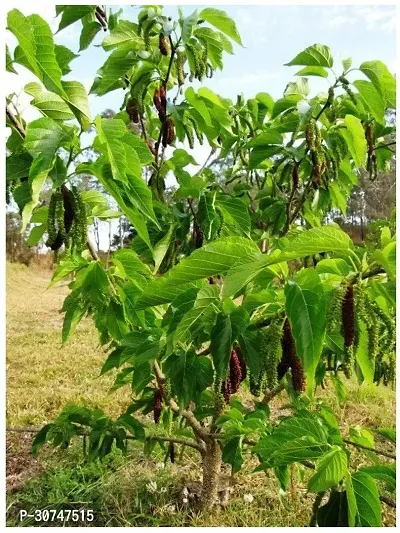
249;372;262;397
176;51;185;86
306;119;316;152
262;322;283;390
327;284;347;332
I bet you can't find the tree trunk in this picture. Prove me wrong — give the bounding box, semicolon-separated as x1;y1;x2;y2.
199;439;222;511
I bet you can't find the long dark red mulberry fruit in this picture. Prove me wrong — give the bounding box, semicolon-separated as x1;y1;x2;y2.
153;388;163;424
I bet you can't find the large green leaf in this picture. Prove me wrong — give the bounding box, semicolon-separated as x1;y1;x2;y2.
360;60;396;109
7;10;65;97
222;437;244;473
25;84;75;122
95;118;158;226
216;194;251;237
359;465;396;493
79;20;102;51
102;20;141;51
285;269;327;395
93;46;138;95
353;80;385;124
57;5;96;32
54;45;78;75
349;472;381;527
61;81;92;131
210;313;232;380
223;226;352;298
164;350;214;408
340;115;367;167
137;238;259;308
174;286;219;343
199;8;242;45
22;118;71;229
285;44;333;68
308;446;348;492
6;152;33;181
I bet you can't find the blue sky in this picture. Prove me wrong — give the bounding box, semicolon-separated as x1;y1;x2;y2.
5;4;396;248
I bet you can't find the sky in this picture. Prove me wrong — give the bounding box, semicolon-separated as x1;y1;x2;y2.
5;4;397;249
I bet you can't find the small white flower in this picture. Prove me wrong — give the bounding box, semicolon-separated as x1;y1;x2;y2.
243;493;254;503
182;487;189;497
146;481;158;494
166;504;176;514
182;497;188;504
297;99;311;116
160;487;167;494
155;462;165;470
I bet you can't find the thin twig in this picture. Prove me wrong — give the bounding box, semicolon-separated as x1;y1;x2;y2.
343;438;396;460
380;495;396;509
6;426;203;452
6;105;26;138
261;383;285;404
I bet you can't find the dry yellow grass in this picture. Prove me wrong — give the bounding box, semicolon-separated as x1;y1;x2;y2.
6;263;131;427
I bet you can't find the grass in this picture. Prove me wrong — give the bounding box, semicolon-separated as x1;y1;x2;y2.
6;262;396;527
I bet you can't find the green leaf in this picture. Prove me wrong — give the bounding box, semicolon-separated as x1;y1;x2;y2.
93;47;138;95
199;8;242;45
137;238;259;308
153;225;176;275
340;115;367;167
351;471;381;526
6;152;32;181
105;301;130;341
373;241;396;281
342;57;352;72
7;10;65;96
245;130;283;148
62;300;88;344
57;5;96;32
174;286;219;343
360;60;396;108
286;44;333;68
54;45;79;76
223;226;352;298
79;20;102;51
6;44;17;74
185;87;212;126
374;427;396;443
181;10;198;43
210;313;232;380
295;66;328;78
164;350;213;408
32;424;53;454
355;321;374;384
25;86;75;122
102;20;141;51
27;224;47;246
216;194;251;237
284;78;309;97
271;95;302;119
222;437;244;473
359;465;396;493
353;80;385;124
285;269;327;395
112;248;151;282
61;81;92;131
308;446;348;492
22;118;71;229
317;489;349;526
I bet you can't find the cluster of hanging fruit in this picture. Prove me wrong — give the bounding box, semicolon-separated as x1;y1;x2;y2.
327;279;395;384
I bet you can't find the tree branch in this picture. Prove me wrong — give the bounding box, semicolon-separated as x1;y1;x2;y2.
6;426;203;452
261;383;285;404
153;361;209;448
343;438;396;460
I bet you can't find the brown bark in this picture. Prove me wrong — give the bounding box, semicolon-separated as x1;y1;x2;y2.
199;439;222;510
